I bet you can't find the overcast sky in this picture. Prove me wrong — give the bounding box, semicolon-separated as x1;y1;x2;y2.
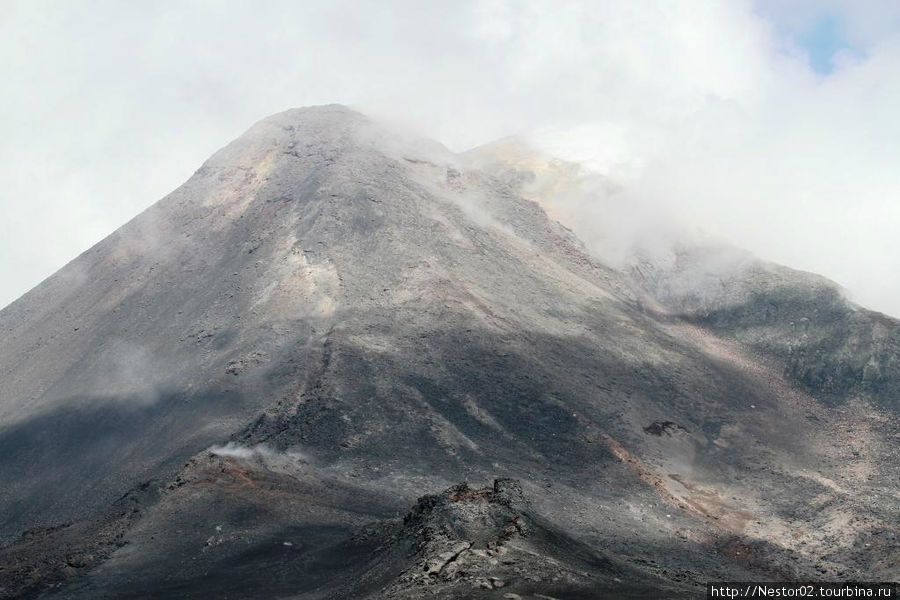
1;0;899;316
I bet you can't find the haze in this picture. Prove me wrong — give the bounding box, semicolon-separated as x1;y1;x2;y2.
1;0;898;315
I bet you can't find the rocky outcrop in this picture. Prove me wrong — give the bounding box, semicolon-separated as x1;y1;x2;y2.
372;479;683;599
398;480;528;584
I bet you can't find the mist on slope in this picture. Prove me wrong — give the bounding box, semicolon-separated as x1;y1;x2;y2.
1;1;898;315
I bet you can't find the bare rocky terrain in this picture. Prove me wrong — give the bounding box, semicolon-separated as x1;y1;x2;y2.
0;105;897;599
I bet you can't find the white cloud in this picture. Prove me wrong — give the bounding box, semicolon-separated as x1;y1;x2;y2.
0;1;897;315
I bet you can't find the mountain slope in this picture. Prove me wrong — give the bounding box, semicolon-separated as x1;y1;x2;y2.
1;106;898;599
628;243;900;407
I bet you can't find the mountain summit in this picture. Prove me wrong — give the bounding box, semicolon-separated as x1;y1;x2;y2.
1;106;898;599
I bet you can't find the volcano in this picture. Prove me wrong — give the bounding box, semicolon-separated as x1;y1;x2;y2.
1;105;897;599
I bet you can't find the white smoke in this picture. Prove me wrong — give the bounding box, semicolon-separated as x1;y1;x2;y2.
209;442;308;463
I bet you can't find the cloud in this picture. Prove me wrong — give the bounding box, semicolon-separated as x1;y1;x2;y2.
0;1;898;315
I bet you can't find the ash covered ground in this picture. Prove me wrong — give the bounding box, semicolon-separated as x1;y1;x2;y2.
1;106;897;599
